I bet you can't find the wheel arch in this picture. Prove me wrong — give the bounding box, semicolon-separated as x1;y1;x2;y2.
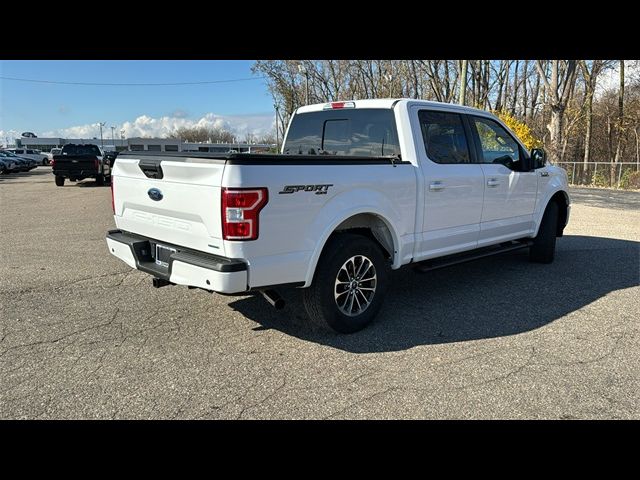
534;189;569;237
302;210;401;288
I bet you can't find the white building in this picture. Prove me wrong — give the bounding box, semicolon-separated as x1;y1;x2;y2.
16;136;273;154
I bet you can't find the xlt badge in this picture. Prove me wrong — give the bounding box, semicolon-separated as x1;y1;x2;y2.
278;184;333;195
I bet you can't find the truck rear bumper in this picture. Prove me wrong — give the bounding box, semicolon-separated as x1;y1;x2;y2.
106;230;248;294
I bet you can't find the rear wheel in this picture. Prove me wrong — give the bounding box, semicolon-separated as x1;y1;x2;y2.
55;175;65;187
302;233;390;333
530;201;558;263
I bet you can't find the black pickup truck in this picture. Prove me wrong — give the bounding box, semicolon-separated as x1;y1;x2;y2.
52;144;111;186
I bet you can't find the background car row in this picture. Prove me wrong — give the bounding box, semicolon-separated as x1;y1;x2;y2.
0;150;43;174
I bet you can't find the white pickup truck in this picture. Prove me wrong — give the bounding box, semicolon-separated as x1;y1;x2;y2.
106;99;570;333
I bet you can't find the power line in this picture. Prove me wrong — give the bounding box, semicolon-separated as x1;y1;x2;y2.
0;75;266;86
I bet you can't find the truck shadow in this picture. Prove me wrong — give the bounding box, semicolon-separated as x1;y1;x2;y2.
77;180;111;188
228;235;639;353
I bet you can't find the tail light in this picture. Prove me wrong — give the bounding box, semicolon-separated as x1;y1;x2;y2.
110;177;115;214
221;188;268;241
94;159;99;170
50;158;55;167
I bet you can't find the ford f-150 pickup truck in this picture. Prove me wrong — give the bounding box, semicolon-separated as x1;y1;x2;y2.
106;99;570;333
52;143;111;186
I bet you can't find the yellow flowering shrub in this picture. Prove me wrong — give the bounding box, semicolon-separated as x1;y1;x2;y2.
493;110;542;151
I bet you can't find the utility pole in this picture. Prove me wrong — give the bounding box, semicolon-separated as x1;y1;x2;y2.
459;60;468;105
274;104;279;153
98;122;106;148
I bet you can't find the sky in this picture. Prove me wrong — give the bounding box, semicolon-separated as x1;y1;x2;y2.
1;60;635;145
0;60;276;143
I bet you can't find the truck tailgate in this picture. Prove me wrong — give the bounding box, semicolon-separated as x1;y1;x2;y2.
113;156;226;256
53;155;98;175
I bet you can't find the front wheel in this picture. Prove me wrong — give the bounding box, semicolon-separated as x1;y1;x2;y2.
302;233;390;333
530;201;558;263
54;175;65;187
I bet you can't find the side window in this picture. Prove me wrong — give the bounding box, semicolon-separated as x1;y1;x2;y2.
472;117;520;165
418;110;471;164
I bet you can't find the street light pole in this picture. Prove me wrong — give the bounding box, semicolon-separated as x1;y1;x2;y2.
274;104;279;153
111;126;116;148
98;122;106;149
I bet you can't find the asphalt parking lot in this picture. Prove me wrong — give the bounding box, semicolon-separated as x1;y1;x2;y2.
1;167;639;419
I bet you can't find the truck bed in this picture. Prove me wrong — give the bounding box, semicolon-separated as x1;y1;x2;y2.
117;151;405;166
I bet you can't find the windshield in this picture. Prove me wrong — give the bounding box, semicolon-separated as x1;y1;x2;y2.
61;144;102;156
283;108;401;156
0;151;18;158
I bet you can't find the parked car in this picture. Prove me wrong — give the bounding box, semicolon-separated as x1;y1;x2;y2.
0;157;19;174
104;151;119;168
45;148;63;164
5;148;49;165
52;144;111;186
0;151;36;171
106;98;570;333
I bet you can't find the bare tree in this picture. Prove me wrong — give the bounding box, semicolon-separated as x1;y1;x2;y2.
535;60;578;163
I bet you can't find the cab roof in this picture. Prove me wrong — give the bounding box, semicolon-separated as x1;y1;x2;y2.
295;98;495;117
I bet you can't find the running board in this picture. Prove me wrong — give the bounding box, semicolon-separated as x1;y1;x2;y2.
413;240;533;273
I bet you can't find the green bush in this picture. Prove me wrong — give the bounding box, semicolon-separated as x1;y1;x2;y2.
619;169;640;190
564;167;574;184
591;170;609;187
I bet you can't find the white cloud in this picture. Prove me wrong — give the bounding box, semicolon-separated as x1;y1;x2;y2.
35;112;275;140
0;129;22;146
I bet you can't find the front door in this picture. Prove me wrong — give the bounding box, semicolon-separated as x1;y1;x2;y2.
468;115;538;246
413;108;485;260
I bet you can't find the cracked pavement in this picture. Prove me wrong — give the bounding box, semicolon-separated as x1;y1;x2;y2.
1;168;639;419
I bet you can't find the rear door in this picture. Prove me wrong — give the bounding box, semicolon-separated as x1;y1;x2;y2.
113;155;227;256
467;115;538;246
412;107;485;259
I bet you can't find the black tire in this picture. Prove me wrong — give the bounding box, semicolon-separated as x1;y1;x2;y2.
95;174;105;186
302;233;390;333
530;201;558;264
55;175;65;187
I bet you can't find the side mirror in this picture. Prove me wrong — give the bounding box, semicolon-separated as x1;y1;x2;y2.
530;148;546;169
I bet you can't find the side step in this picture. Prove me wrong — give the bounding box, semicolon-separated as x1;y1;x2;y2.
413;240;533;273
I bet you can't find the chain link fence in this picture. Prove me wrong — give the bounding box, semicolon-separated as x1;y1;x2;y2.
555;162;640;189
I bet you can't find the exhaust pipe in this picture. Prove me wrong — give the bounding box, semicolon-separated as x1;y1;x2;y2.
260;289;285;310
152;277;172;288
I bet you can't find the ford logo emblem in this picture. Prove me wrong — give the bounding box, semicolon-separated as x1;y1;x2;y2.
148;188;163;201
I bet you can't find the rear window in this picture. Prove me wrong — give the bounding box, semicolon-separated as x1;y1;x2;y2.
61;144;101;156
283;108;401;156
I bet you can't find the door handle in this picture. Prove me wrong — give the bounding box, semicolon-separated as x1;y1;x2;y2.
429;181;444;191
487;179;500;188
